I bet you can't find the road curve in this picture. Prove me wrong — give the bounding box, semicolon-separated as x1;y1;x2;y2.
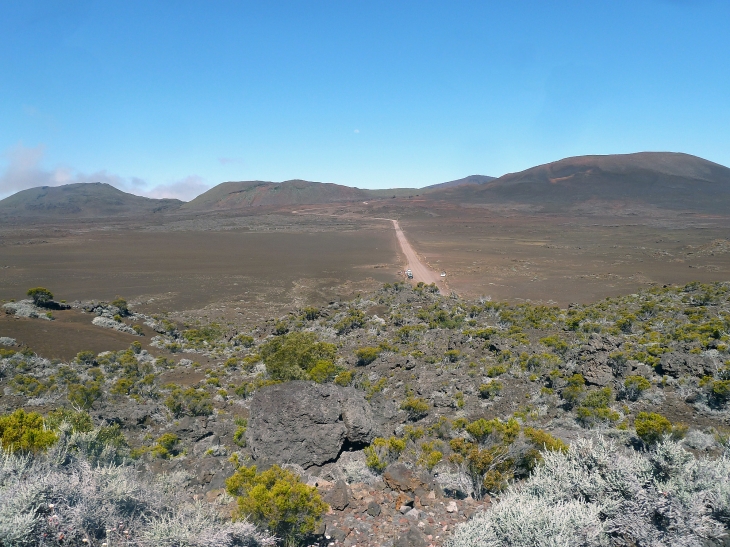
390;219;449;295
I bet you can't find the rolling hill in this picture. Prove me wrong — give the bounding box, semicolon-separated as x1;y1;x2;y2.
423;174;495;190
182;179;371;211
427;152;730;213
0;183;182;219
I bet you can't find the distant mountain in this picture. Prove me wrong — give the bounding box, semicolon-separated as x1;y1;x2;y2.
0;183;182;219
427;153;730;213
423;174;495;190
183;179;370;211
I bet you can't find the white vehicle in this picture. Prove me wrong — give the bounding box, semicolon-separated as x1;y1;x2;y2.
406;269;413;279
440;272;446;277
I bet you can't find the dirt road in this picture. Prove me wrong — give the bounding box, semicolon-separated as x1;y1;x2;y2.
390;219;449;294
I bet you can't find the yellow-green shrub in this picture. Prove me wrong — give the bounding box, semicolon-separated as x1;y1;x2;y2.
226;464;328;546
0;409;58;454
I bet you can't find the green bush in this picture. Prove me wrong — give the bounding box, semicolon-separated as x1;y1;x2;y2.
333;370;354;386
74;350;96;366
355;346;381;366
478;381;503;398
561;373;586;407
67;381;102;409
260;332;337;382
400;396;429;420
26;287;53;306
182;324;222;348
164;385;213;417
635;412;672;445
334;309;366;334
111;296;129;315
365;436;406;472
0;409;58;454
226;463;328;546
308;360;341;383
151;433;180;459
623;375;651;401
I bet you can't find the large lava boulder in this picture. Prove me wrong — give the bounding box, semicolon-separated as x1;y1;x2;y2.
246;381;378;468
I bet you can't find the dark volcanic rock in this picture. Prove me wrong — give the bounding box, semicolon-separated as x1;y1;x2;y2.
324;480;350;510
658;352;717;378
393;525;427;547
247;381;377;468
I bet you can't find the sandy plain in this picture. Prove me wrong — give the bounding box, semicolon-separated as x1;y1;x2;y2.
3;201;730;359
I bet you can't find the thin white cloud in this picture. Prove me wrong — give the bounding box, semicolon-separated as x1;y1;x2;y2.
144;175;209;201
0;142;210;202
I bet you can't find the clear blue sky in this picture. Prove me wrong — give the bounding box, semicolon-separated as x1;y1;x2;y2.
1;1;729;200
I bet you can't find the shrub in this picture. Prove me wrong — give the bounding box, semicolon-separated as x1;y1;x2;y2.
561;373;586;407
445;349;461;362
355;346;381;366
333;370;354;386
447;437;730;547
400;396;429;420
575;387;620;428
365;436;406;472
182;324;222;348
635;411;673;445
67;381;103;409
111;296;129;315
164;385;213;417
334;309;366;334
233;418;247;447
26;287;53;306
152;433;181;459
308;359;341;383
0;409;58;454
74;350;96;366
0;438;273;547
486;365;508;377
623;375;651;401
260;331;337;382
226;463;327;546
478;381;503;398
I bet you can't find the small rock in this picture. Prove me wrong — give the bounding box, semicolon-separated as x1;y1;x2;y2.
324;480;350;511
393;525;427;547
405;508;420;520
367;501;381;517
446;501;458;513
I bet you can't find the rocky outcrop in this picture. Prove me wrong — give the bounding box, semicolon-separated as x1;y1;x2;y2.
658;351;718;378
247;381;378;469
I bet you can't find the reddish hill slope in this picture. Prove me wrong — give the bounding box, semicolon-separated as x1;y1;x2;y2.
428;153;730;213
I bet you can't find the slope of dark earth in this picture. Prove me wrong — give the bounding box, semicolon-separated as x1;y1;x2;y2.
423;174;496;190
428;152;730;213
0;182;182;219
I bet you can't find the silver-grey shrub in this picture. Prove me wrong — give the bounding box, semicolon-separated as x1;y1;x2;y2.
448;437;730;547
0;426;275;547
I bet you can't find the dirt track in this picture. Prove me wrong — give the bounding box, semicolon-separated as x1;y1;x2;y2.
390;219;449;294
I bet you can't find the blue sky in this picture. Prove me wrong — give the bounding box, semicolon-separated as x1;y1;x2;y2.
1;1;729;200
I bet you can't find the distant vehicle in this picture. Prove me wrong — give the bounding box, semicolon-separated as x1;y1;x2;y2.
440;272;446;277
406;269;413;279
